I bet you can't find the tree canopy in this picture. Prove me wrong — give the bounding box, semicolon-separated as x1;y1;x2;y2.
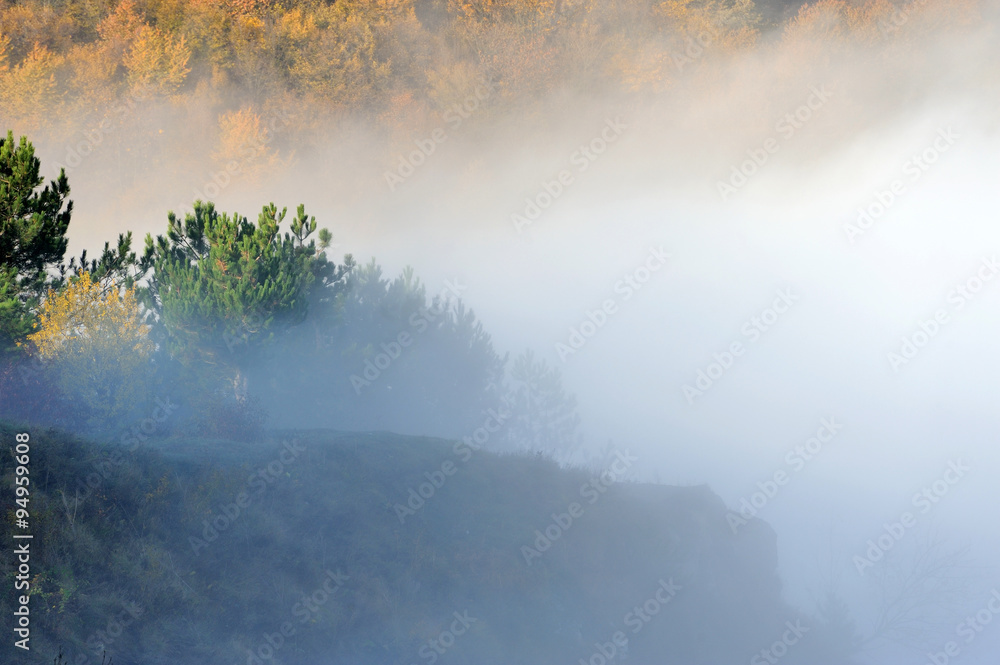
141;199;350;401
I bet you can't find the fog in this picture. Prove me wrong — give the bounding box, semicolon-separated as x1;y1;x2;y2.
22;2;1000;663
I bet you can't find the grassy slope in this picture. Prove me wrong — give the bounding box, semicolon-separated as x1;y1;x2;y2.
1;422;844;665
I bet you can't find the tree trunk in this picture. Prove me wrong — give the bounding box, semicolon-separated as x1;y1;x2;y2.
233;368;248;404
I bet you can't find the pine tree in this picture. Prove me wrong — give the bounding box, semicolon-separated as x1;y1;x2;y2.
0;131;73;357
141;199;349;402
503;348;582;454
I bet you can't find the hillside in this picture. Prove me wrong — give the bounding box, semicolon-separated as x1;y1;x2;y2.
1;421;857;664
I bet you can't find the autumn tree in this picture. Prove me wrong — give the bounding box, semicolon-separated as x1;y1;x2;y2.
213;106;284;179
0;44;65;132
27;271;154;430
123;24;191;96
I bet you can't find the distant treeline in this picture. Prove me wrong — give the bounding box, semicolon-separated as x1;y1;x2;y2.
0;0;979;151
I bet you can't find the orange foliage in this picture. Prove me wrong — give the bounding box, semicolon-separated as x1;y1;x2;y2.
97;0;147;61
0;1;74;64
123;23;191;95
783;0;852;43
0;43;64;132
213;105;285;179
